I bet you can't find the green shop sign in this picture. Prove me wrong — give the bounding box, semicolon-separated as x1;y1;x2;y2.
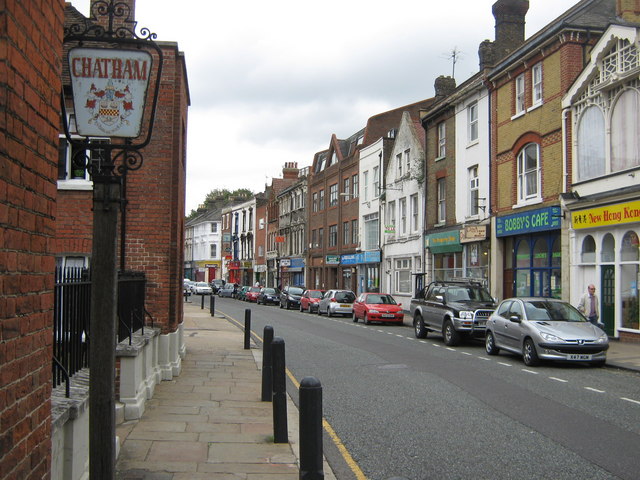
425;230;462;254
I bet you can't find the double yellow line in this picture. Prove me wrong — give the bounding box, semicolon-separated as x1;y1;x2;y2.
225;313;367;480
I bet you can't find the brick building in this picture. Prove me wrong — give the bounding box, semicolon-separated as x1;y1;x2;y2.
1;1;65;478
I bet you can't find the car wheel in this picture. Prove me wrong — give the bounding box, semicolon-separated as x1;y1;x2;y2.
363;313;370;325
352;312;358;323
300;303;304;312
285;301;290;310
279;301;283;309
443;319;460;346
327;308;333;317
485;331;499;355
522;338;540;366
414;315;427;339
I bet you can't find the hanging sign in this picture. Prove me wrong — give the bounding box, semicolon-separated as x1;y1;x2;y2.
68;47;153;137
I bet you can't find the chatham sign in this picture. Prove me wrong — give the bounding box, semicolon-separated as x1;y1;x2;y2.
68;47;153;138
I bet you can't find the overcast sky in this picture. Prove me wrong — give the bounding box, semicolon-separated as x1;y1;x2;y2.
71;0;579;213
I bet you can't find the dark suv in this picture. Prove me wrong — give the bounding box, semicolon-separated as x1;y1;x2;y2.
279;286;305;309
410;280;496;346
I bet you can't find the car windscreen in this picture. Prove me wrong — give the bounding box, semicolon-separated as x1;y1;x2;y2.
263;288;276;294
367;294;396;305
309;291;323;298
448;286;493;302
288;287;304;295
525;301;587;322
249;287;261;292
335;291;355;303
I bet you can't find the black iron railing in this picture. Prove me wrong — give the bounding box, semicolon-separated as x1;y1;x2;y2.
53;267;153;394
53;267;91;389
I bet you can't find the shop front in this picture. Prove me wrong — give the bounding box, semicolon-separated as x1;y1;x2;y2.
226;260;241;284
426;229;463;282
460;224;490;285
496;206;562;300
343;251;380;295
280;257;305;287
569;200;640;340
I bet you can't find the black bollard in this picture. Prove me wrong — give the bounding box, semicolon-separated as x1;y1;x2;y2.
261;326;274;402
200;293;205;309
210;294;215;316
299;376;324;480
244;309;251;350
272;337;288;443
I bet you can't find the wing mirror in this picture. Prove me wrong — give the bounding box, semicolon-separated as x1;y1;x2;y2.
509;315;522;323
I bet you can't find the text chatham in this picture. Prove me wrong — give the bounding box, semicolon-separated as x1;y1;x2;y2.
71;57;149;81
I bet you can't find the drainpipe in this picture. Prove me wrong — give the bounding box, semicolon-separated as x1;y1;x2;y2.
562;107;570;194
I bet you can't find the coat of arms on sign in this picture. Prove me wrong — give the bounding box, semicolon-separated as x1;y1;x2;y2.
85;79;134;134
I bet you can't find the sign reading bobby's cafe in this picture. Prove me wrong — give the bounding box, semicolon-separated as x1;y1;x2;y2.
68;47;153;137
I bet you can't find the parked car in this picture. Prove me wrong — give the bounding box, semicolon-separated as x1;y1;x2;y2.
209;279;225;294
300;289;325;313
317;290;356;317
235;285;250;300
279;286;305;309
410;279;496;346
245;286;262;303
352;293;404;325
193;282;212;295
485;297;609;367
218;284;236;298
257;287;280;305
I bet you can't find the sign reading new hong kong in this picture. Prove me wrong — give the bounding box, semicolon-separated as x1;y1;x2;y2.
68;47;153;138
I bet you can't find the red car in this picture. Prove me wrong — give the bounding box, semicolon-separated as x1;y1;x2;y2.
300;289;325;313
352;293;404;325
245;286;262;302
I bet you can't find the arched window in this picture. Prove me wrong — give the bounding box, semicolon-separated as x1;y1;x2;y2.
621;231;639;262
601;234;615;262
532;238;548;267
577;106;606;180
582;235;596;263
517;143;540;202
611;89;640;172
516;240;530;268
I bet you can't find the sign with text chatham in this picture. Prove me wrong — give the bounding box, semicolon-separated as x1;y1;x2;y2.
68;47;153;138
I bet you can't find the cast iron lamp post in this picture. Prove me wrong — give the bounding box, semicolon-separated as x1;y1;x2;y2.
62;2;163;478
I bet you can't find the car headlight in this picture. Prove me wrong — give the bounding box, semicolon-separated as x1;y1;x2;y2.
596;334;608;344
459;311;473;319
369;309;379;314
540;332;564;343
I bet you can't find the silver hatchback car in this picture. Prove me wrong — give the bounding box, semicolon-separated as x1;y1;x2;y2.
317;289;356;317
485;297;609;367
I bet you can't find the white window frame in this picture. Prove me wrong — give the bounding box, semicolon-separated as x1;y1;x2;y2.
397;153;403;179
363;170;369;201
517;143;541;204
405;149;411;176
468;102;478;143
531;63;543;107
352;174;359;198
373;166;379;198
515;73;525;115
468;165;479;217
437;122;446;158
394;258;412;294
437;178;446;224
210;243;217;258
329;183;338;206
399;197;407;235
387;201;396;236
411;194;419;232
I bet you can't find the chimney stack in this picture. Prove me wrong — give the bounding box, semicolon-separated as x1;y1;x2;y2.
434;76;457;98
617;0;640;23
492;0;529;61
282;162;299;180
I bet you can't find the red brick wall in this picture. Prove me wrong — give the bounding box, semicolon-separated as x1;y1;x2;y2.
0;1;65;478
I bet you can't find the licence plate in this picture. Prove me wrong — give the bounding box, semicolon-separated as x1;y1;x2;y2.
340;304;350;308
567;354;592;361
381;314;394;318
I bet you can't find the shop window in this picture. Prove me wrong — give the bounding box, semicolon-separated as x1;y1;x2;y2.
395;258;412;294
516;240;530;268
621;231;639;261
551;237;561;268
581;235;596;263
532;239;547;268
601;234;615;262
621;262;639;330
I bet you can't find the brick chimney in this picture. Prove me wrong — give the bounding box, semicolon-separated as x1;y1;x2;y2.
492;0;529;61
617;0;640;23
434;76;456;98
282;162;299;180
90;0;136;35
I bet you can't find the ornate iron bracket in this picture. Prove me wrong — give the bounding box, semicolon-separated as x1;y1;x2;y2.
61;0;164;179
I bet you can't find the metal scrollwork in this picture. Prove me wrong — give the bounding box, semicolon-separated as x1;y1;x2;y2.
114;148;144;175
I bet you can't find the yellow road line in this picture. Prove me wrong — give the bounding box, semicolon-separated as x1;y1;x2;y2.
223;311;368;480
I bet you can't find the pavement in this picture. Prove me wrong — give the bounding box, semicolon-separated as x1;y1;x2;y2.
115;300;640;480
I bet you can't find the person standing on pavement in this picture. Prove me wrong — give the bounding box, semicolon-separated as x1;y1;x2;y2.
577;284;600;326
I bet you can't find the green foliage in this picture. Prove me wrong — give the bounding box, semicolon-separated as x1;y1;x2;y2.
185;188;254;220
